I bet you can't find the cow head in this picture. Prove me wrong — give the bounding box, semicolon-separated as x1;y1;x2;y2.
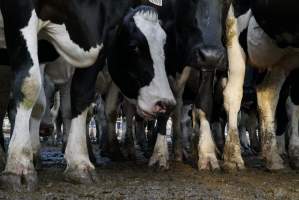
176;0;228;71
106;6;176;119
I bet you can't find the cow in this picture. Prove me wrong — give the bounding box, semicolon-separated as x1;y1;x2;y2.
223;0;299;171
0;1;175;191
147;0;228;170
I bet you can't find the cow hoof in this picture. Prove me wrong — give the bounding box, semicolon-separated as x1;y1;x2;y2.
223;130;245;171
149;134;169;170
0;171;38;192
198;154;220;171
264;150;285;171
64;165;98;184
148;150;169;170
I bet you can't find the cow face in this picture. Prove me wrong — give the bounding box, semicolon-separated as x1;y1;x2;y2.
107;6;176;119
176;0;228;71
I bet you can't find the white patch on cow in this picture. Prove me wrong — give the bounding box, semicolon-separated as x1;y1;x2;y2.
39;21;102;68
65;109;94;171
149;133;169;169
149;0;163;6
133;11;175;115
5;105;34;174
224;6;246;129
222;6;246;169
197;109;219;170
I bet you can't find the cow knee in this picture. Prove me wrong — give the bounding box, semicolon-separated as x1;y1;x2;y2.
19;75;42;110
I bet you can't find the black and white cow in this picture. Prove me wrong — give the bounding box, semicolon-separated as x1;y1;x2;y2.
224;0;299;170
0;0;175;191
147;0;229;170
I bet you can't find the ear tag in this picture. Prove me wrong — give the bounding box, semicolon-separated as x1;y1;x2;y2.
149;0;162;6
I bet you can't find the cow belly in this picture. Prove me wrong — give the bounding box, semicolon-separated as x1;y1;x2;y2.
247;17;285;68
45;57;75;85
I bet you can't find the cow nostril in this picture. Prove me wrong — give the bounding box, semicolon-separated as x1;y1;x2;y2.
156;101;167;110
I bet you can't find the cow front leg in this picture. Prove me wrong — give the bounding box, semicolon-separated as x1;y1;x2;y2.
223;6;246;171
149;115;169;170
197;109;220;171
172;67;192;161
0;10;41;191
256;69;286;170
286;97;299;169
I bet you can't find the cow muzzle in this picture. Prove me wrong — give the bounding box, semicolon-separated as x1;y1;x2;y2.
137;98;176;120
190;46;227;71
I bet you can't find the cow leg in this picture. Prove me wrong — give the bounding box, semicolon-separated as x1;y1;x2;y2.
1;10;41;191
212;121;225;154
197;109;220;171
64;64;102;184
181;105;192;159
102;83;123;160
223;7;246;171
149;115;169;170
247;110;260;153
0;65;11;170
59;80;72;146
256;69;286;170
238;111;252;155
123;101;137;161
172;67;192;161
286;97;299;169
29;71;47;170
64;109;97;183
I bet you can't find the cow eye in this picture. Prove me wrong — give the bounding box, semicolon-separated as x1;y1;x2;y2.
132;46;140;54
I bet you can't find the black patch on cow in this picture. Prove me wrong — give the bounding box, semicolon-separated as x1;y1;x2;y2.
232;0;251;17
289;69;299;105
0;1;35;106
251;0;299;48
107;6;155;99
276;76;290;136
71;54;105;118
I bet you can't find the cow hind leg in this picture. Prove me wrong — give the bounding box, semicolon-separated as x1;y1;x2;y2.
64;65;102;184
256;69;286;170
0;10;41;191
64;109;97;184
223;7;246;171
197;109;220;171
